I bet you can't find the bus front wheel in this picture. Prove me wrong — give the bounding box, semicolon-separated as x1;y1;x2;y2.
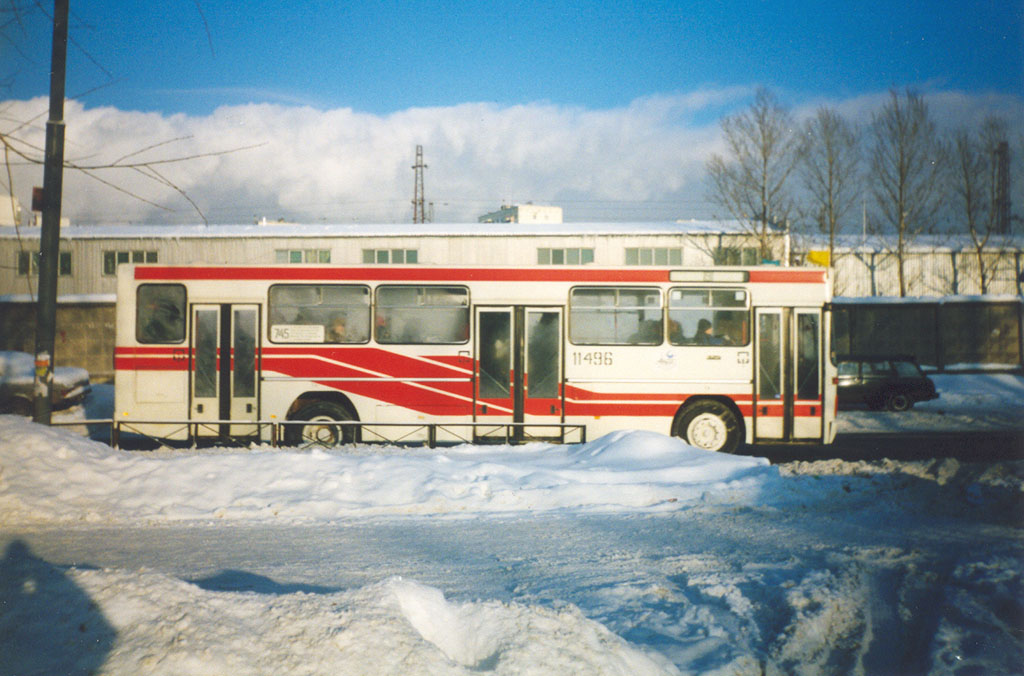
675;400;741;453
284;400;357;447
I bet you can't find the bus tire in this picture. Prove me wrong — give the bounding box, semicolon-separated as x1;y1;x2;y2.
284;400;357;447
675;400;741;453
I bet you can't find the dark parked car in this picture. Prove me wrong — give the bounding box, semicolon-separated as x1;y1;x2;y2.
0;351;92;415
836;356;938;412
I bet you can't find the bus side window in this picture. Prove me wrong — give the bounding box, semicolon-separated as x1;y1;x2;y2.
137;284;186;343
569;287;661;345
376;286;469;344
668;288;749;347
268;284;370;344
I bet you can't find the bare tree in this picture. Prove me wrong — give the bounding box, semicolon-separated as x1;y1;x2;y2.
797;106;860;271
706;88;802;262
950;117;1012;294
867;89;946;296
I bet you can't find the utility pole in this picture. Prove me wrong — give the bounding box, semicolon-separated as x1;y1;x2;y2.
33;0;69;424
411;145;427;223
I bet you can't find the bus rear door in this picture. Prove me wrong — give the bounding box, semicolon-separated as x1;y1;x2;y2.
754;307;824;443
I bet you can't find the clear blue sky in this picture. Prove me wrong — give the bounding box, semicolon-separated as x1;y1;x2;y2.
6;0;1023;115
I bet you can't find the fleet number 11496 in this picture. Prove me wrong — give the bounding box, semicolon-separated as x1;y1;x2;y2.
571;351;613;366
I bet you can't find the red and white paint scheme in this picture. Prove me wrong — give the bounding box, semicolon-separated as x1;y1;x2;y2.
115;264;838;452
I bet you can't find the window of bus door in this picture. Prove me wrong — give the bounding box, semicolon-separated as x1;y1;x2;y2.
796;312;820;401
526;310;560;399
478;310;511;399
755;309;784;440
793;309;823;439
193;308;219;400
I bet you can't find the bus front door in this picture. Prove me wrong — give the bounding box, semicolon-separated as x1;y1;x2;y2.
754;307;824;443
191;303;260;438
475;306;563;442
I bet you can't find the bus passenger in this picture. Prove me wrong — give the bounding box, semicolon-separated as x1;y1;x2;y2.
327;316;347;342
696;319;726;345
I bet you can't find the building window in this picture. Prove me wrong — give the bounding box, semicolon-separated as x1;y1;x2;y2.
713;247;760;266
18;251;72;276
537;248;594;265
103;250;157;275
275;249;331;264
362;249;418;264
625;247;683;266
17;251;33;275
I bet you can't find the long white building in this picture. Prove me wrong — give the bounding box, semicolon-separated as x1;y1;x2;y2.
2;221;1021;380
0;220;766;299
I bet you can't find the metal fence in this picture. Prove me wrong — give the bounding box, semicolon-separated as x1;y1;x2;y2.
51;419;587;450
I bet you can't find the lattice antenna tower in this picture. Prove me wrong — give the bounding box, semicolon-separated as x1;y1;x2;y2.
412;145;428;223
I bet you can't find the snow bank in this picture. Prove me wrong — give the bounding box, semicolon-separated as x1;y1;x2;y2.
0;418;775;526
1;548;676;676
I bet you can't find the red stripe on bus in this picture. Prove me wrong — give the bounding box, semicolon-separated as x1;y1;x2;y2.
135;266;674;283
135;265;827;284
748;269;826;283
115;346;189;355
564;384;753;404
114;357;190;371
262;347;473;378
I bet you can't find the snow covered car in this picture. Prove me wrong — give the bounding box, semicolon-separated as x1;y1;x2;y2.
836;355;938;412
0;351;92;415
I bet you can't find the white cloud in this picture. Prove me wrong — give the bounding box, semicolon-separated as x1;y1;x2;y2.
1;88;1021;225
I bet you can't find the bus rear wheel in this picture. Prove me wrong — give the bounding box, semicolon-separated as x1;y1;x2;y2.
284;400;357;447
675;400;741;453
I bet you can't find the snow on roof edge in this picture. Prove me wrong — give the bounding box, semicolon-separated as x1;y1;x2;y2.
0;220;750;239
0;293;116;304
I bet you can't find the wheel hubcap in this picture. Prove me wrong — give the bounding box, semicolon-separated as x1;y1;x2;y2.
304;416;340;444
687;413;727;451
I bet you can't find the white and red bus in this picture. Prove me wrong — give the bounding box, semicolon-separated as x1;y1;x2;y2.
114;264;837;452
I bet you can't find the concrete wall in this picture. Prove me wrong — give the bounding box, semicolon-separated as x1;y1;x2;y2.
0;302;115;381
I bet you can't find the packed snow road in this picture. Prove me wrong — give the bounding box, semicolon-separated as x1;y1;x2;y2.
2;374;1023;674
5;493;1022;675
3;408;1024;675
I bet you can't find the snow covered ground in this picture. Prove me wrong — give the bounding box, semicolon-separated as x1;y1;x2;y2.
2;374;1023;675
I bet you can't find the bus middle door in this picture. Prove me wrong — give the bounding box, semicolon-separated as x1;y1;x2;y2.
191;303;260;439
475;306;563;442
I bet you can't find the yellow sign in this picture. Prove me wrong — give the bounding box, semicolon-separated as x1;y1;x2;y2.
806;250;831;267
